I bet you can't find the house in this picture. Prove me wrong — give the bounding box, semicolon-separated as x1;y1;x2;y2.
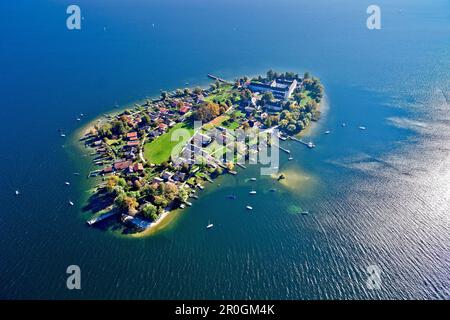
158;123;168;131
149;129;160;138
103;166;113;174
193;132;212;147
127;140;140;147
244;106;256;114
172;172;186;182
162;171;174;181
114;160;132;171
179;105;191;114
127;132;138;140
133;163;144;172
152;177;164;184
247;79;298;101
264;101;283;112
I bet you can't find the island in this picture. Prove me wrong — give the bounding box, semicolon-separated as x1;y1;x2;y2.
79;70;324;234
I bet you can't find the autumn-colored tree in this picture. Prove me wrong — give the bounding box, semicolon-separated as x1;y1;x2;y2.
194;102;221;122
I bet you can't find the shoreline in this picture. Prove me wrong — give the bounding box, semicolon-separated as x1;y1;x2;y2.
72;71;325;237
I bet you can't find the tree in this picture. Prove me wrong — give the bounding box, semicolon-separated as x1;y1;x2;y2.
261;91;274;104
267;69;275;81
164;182;179;201
141;203;158;220
115;194;139;214
111;120;127;135
287;124;297;132
194;102;221;122
153;195;169;208
161;91;168;100
183;88;191;96
98;123;112;138
193;87;203;95
178;187;189;202
176;89;183;96
106;175;119;193
141;114;151;126
303;71;310;80
240;89;252;101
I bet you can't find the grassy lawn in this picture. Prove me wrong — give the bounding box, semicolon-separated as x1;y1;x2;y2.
223;120;239;130
144;122;194;164
204;84;234;104
299;90;313;108
203;115;230;131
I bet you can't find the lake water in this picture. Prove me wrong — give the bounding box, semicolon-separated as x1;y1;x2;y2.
0;0;449;299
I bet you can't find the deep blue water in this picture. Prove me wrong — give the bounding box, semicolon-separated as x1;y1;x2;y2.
0;0;449;299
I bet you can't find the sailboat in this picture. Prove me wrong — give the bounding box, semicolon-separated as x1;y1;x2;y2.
69;201;74;206
206;221;214;229
246;205;253;210
15;190;20;196
249;189;257;195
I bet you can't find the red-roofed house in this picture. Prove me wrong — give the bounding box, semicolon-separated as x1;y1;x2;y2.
179;106;191;114
103;166;113;174
127;141;140;147
127;132;138;140
133;163;144;172
158;123;168;131
114;160;132;171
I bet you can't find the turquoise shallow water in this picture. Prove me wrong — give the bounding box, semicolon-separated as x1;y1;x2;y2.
0;0;449;299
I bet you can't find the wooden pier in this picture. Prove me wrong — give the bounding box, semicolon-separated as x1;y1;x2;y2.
273;143;290;154
287;135;316;148
207;74;232;85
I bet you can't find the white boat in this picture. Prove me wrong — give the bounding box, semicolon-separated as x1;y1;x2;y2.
179;203;186;209
359;126;367;130
342;123;346;127
73;172;80;176
206;222;214;229
69;201;74;206
288;157;293;161
249;190;257;195
325;130;331;134
301;210;309;215
307;142;315;148
60;133;66;137
65;182;70;186
76;118;81;121
186;201;192;207
246;206;253;210
15;190;20;196
250;178;257;181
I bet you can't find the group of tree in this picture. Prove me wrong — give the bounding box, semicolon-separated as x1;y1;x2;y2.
194;101;226;122
277;100;318;134
266;70;299;81
302;77;324;102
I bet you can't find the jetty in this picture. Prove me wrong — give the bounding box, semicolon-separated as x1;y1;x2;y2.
86;212;118;226
236;163;247;169
207;74;232;85
273;143;290;154
287;135;315;148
